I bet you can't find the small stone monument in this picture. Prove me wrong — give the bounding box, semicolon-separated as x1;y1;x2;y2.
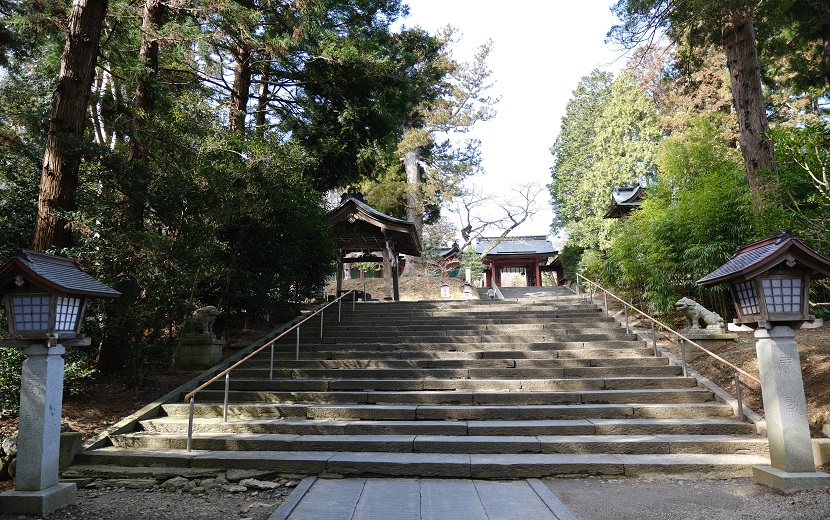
440;283;450;299
175;306;223;370
674;297;737;360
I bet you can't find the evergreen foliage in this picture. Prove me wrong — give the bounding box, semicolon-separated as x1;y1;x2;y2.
0;0;462;389
550;70;660;251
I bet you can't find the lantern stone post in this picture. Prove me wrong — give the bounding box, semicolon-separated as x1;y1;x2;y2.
0;250;120;515
699;232;830;492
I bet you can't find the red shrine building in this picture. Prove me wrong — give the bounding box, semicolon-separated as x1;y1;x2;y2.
475;236;557;288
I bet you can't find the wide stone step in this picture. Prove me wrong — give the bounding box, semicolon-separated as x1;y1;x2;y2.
196;376;700;393
268;348;656;360
222;366;683;380
284;333;641;345
302;341;647;352
241;357;670;369
320;322;621;332
323;317;619;328
139;418;758;437
338;311;602;320
69;448;770;479
311;328;621;339
161;402;735;421
187;388;714;406
109;433;767;456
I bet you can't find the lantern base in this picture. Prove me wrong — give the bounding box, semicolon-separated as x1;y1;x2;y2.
753;465;830;493
0;482;76;516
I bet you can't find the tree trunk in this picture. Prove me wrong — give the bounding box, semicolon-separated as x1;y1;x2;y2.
722;8;777;214
229;42;252;133
255;69;270;135
32;0;108;251
97;0;162;376
125;0;162;228
816;0;830;87
400;148;422;276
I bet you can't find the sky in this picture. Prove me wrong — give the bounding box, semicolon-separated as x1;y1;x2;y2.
398;1;626;238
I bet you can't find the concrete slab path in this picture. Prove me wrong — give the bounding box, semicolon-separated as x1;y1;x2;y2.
270;477;576;520
272;476;830;520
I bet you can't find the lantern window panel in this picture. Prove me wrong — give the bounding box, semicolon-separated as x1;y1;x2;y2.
733;281;759;315
762;277;802;314
11;295;51;331
55;296;82;331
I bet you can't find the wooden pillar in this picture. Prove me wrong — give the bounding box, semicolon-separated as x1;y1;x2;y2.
392;254;400;301
387;240;400;301
336;250;344;295
535;259;542;287
381;247;393;300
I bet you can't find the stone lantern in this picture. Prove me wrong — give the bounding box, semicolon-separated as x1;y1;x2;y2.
0;250;120;515
698;232;830;492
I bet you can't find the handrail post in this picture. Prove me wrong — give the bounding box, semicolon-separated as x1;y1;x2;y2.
651;321;658;357
363;283;367;303
186;396;195;452
623;305;630;334
223;373;230;423
604;292;609;317
589;283;593;302
734;372;745;421
320;309;324;338
352;289;356;311
338;298;342;322
575;279;580;296
296;327;300;361
269;343;274;381
679;339;688;378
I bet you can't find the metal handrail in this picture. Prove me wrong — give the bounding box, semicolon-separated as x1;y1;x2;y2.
575;273;760;421
183;289;358;450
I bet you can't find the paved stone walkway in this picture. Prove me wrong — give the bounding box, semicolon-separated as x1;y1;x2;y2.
270;477;577;520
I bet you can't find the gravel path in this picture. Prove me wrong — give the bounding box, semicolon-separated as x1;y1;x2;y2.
0;476;294;520
5;476;830;520
547;477;830;520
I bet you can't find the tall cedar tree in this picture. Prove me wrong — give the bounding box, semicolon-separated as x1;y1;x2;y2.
608;0;775;213
33;0;108;250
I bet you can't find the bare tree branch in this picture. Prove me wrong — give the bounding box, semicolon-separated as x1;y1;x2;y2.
452;183;546;253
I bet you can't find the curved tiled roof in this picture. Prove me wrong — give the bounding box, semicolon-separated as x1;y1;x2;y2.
698;232;830;286
328;197;421;257
475;236;556;257
0;250;121;298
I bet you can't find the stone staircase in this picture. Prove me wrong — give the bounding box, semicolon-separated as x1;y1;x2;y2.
67;288;769;480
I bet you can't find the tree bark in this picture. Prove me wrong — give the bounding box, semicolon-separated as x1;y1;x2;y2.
229;41;252;133
32;0;108;251
400;148;422;276
125;0;162;228
97;0;163;376
255;64;270;135
815;0;830;87
722;8;777;214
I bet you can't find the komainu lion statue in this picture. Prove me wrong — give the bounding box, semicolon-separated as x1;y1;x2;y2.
191;305;220;337
675;297;724;332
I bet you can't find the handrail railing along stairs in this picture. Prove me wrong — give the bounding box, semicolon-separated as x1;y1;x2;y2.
182;289;360;451
574;273;760;422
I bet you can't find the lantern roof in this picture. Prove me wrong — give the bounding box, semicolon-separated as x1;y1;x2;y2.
0;249;121;298
697;232;830;287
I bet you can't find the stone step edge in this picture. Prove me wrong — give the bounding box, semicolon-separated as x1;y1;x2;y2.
161;402;733;413
66;451;771;479
189;388;713;398
109;432;769;454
